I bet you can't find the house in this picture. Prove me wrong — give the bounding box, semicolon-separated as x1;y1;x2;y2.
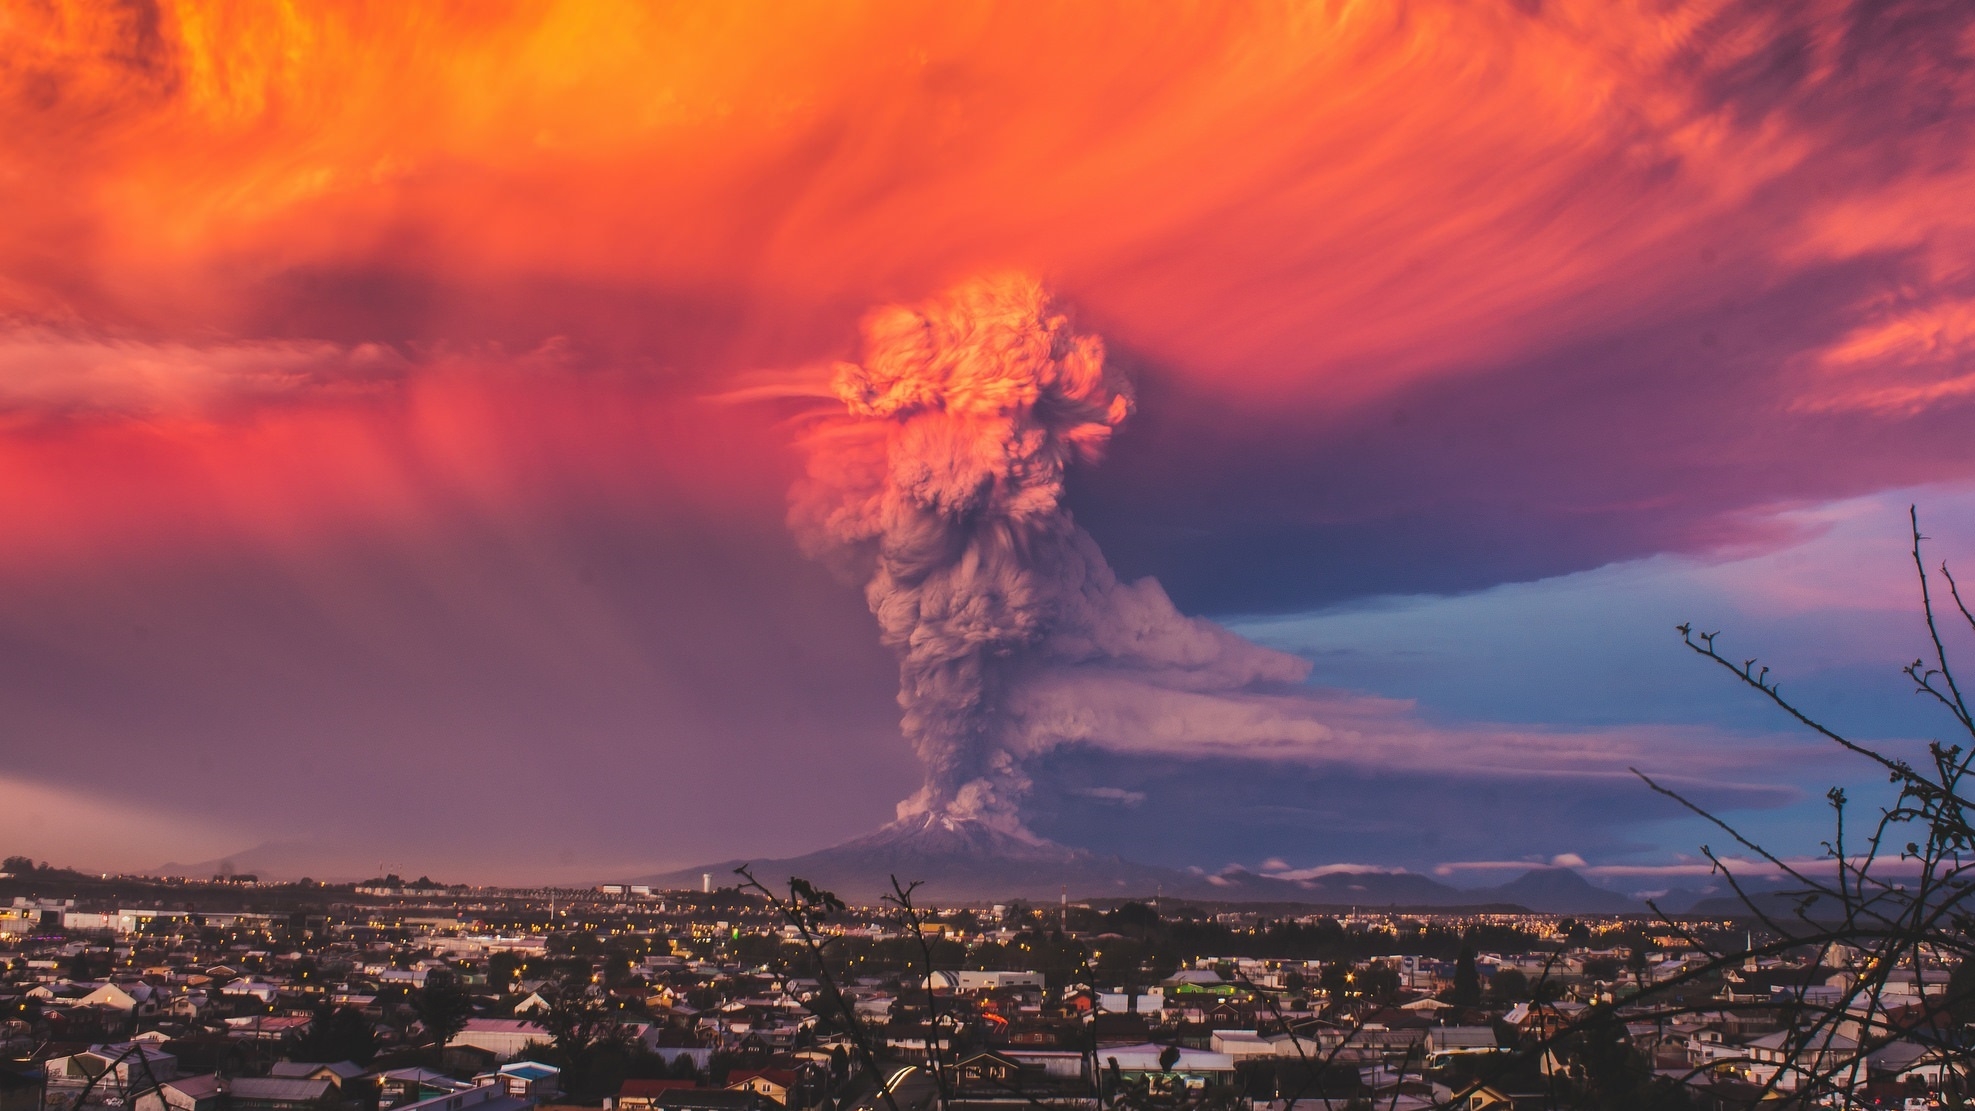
225;1077;339;1111
1399;997;1454;1014
1003;1051;1085;1082
76;984;156;1016
387;1080;539;1111
724;1070;794;1108
1731;1028;1859;1092
473;1063;562;1103
1096;988;1164;1015
612;1080;699;1111
951;972;1044;992
44;1043;180;1092
1447;1083;1551;1110
224;1015;312;1042
218;979;282;1005
1207;1031;1278;1060
448;1018;550;1062
951;1050;1083;1099
377;1067;476;1107
649;1092;765;1111
954;1050;1024;1091
1097;1044;1236;1094
144;1074;222;1111
268;1062;367;1090
1424;1027;1500;1062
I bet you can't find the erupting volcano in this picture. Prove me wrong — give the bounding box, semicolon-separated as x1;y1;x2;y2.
787;275;1310;849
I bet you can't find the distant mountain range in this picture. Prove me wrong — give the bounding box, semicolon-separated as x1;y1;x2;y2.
634;813;1670;914
153;840;366;882
151;817;1766;916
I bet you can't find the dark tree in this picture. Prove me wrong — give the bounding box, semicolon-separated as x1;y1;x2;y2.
291;1004;379;1064
411;977;474;1049
1355;961;1400;1002
1490;967;1529;1004
488;951;524;992
1451;939;1481;1008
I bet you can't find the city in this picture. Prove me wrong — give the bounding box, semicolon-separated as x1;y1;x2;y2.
0;862;1959;1110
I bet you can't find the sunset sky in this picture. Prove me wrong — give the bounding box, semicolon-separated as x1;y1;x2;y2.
5;0;1975;890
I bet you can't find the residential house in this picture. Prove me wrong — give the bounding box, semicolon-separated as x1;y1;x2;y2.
43;1044;179;1094
268;1062;366;1090
611;1081;698;1111
143;1075;222;1111
648;1092;765;1111
1424;1027;1500;1064
225;1077;339;1111
950;1050;1085;1102
1097;1044;1236;1096
447;1019;550;1063
472;1064;561;1104
376;1068;475;1108
724;1070;794;1109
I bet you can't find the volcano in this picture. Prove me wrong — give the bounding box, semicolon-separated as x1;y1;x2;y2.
631;815;1618;909
636;813;1179;903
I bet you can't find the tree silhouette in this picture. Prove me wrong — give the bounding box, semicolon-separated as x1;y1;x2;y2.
1451;938;1481;1008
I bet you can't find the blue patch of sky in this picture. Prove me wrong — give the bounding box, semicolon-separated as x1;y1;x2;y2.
1225;483;1975;872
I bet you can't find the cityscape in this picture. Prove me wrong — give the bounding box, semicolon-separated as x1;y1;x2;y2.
1;861;1955;1111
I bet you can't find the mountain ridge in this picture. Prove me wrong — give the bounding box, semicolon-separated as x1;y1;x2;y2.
634;816;1659;913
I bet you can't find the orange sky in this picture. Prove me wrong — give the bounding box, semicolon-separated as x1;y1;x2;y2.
3;0;1969;564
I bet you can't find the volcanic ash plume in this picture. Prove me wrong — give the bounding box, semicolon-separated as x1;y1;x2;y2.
794;275;1309;837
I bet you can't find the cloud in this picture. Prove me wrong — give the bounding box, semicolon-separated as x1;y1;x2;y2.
1434;860;1609;877
0;330;409;420
0;773;247;874
3;1;1974;624
1794;298;1975;415
1259;862;1411;882
1007;666;1815;783
1069;786;1146;807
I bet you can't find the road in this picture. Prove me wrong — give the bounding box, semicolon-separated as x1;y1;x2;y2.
852;1065;940;1111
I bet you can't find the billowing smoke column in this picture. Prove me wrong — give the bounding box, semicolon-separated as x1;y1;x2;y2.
795;275;1309;836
